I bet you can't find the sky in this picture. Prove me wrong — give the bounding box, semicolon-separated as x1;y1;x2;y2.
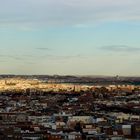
0;0;140;76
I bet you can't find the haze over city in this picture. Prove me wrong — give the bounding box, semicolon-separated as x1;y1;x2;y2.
0;0;140;75
1;1;140;139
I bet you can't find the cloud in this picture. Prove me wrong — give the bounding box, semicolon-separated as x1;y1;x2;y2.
73;24;89;28
0;53;86;62
0;0;140;27
40;54;87;61
101;45;140;52
36;47;50;50
0;60;6;62
0;54;33;61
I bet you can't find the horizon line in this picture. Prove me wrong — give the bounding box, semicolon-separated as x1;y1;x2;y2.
0;74;140;78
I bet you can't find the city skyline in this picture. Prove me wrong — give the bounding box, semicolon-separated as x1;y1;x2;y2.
0;0;140;75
